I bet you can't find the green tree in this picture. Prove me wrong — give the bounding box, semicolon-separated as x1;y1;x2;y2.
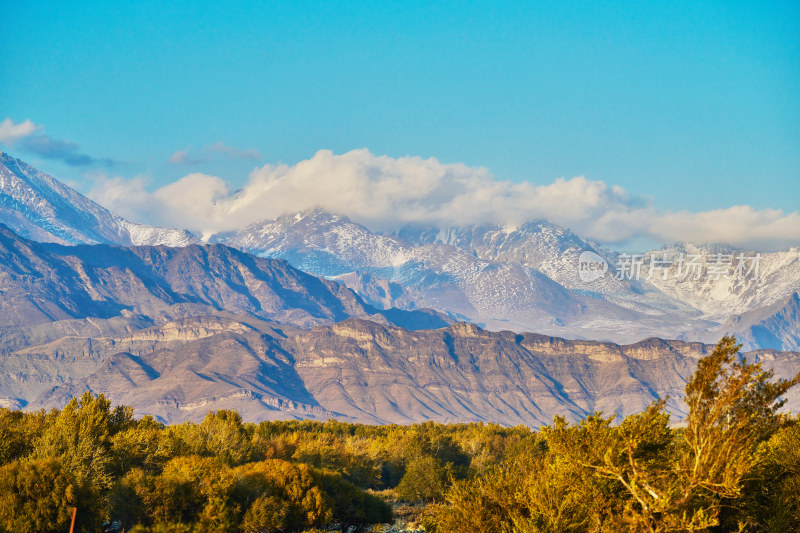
316;470;393;532
722;418;800;531
395;455;448;502
0;458;79;533
108;454;237;531
34;392;133;489
111;415;168;475
423;433;618;533
240;495;289;533
232;459;332;531
0;409;46;465
198;410;251;465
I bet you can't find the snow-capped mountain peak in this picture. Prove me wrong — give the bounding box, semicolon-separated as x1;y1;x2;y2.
0;152;197;247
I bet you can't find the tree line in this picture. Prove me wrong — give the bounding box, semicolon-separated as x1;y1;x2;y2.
0;337;798;532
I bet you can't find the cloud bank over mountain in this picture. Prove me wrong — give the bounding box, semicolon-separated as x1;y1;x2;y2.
86;148;800;250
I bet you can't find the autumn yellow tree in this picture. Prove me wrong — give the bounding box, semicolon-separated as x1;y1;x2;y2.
545;336;800;532
426;337;800;533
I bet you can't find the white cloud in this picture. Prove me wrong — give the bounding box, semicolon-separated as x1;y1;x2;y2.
206;142;262;160
651;207;800;250
87;149;800;251
0;117;112;166
168;143;263;165
153;173;231;232
0;118;39;143
84;174;156;222
168;149;194;164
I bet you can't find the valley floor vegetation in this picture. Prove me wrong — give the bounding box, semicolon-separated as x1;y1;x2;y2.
0;337;799;533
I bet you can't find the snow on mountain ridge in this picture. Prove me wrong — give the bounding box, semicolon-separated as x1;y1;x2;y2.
218;207;800;346
638;246;800;319
0;152;197;247
222;208;730;343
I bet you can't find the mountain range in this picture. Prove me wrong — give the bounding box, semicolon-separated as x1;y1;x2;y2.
5;150;798;350
222;208;800;349
0;151;798;425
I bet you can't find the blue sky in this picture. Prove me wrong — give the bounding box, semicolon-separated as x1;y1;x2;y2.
1;1;798;247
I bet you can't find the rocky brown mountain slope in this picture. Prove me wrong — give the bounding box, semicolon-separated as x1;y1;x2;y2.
5;313;798;425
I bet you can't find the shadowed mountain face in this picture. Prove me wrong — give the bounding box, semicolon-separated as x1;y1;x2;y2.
0;224;452;330
287;320;800;426
9;315;329;422
711;292;800;351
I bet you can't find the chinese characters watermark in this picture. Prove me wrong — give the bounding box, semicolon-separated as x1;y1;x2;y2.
578;251;761;282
